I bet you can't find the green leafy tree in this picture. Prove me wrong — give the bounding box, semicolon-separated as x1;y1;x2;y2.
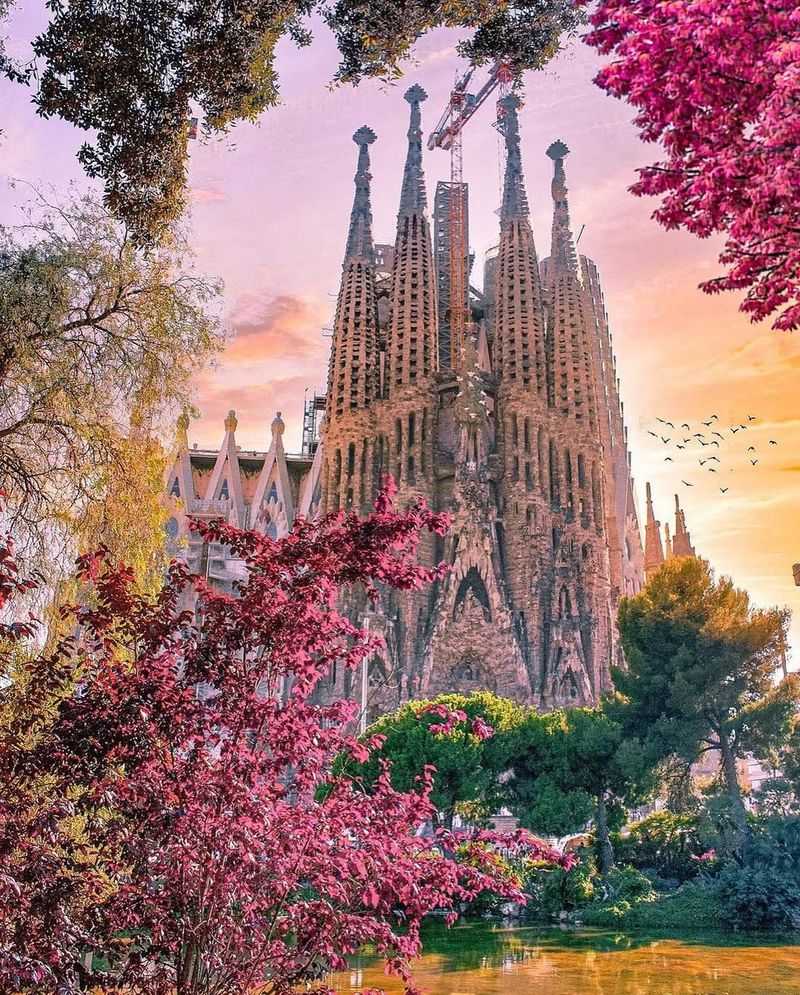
0;187;222;591
502;709;594;837
505;705;656;874
2;1;583;243
616;557;798;856
352;691;523;829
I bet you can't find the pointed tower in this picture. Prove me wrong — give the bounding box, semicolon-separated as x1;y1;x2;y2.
491;94;551;703
543;140;598;434
494;94;546;397
386;85;438;395
644;483;665;579
323;126;381;513
379;86;439;505
672;494;697;558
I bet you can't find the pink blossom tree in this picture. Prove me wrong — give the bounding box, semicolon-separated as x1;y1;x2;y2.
0;486;568;995
584;0;800;330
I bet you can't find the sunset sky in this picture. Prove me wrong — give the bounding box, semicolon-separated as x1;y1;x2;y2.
2;9;799;662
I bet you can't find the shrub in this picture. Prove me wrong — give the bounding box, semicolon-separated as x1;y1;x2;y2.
524;857;597;918
716;816;800;930
613;810;710;882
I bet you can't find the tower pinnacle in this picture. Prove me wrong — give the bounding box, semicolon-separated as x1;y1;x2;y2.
546;139;578;275
344;126;377;263
644;482;665;578
672;493;697;558
399;85;428;218
499;94;530;223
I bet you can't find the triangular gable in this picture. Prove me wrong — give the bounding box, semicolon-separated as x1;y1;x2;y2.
297;436;324;521
252;417;295;536
204;413;245;526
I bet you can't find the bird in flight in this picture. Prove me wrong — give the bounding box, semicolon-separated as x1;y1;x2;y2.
683;437;692;444
699;459;708;466
747;446;756;452
747;415;756;422
731;427;740;434
709;456;720;463
681;423;691;430
739;424;748;430
665;456;674;462
750;459;759;466
647;430;658;438
703;419;714;427
712;432;724;440
699;440;709;447
681;480;693;487
677;444;686;450
769;440;778;446
710;441;720;448
693;433;704;439
720;487;729;493
708;467;717;473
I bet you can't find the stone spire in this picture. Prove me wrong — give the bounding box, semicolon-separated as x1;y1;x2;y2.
664;522;673;559
543;141;597;432
386;86;438;393
344;126;377;263
398;84;427;219
499;94;530;224
327;127;381;424
644;482;665;579
546;140;578;276
672;494;697;558
494;93;546;394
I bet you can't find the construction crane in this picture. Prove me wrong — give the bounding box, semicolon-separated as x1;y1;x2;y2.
427;61;514;368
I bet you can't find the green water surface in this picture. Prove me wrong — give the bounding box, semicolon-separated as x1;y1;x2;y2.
330;921;800;994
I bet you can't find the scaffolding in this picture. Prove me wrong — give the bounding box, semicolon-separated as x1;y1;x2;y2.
302;390;326;457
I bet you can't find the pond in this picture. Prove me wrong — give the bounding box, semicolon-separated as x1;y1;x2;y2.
329;921;800;995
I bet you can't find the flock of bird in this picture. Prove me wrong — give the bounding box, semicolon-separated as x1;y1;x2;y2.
645;414;779;493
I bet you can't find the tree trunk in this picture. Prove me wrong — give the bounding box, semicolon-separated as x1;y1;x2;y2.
718;732;750;859
595;794;614;875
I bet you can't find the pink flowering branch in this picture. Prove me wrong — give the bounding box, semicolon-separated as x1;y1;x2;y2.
0;483;530;995
583;0;800;330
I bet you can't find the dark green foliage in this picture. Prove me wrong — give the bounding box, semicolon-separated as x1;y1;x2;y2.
583;879;724;930
524;856;597;919
504;704;657;872
717;818;800;930
617;557;797;856
352;691;523;827
5;1;582;243
612;811;710;883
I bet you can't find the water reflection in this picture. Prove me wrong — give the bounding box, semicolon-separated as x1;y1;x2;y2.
328;922;800;995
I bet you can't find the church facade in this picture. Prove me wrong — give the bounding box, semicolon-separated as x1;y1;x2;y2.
165;85;693;719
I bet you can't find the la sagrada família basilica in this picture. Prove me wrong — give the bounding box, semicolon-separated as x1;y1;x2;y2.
165;85;696;721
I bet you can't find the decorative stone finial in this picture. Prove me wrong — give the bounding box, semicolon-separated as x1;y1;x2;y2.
546;139;570;162
404;83;428;105
546;137;578;273
271;411;285;439
224;409;238;433
345;127;377;262
499;94;529;222
398;85;428;218
353;125;377;147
